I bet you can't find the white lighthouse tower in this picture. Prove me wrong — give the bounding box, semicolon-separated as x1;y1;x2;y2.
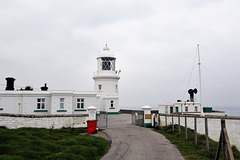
93;45;120;114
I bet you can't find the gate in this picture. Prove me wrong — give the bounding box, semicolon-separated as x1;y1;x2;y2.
132;110;144;127
96;111;108;128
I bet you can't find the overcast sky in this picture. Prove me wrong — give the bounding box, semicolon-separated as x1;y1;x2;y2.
0;0;240;109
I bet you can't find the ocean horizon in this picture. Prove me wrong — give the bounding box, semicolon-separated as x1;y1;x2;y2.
213;106;240;117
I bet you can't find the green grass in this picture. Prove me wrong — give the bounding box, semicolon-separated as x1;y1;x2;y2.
0;126;109;160
153;125;240;160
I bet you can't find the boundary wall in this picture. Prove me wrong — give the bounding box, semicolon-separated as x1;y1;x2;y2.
0;113;89;129
154;114;240;150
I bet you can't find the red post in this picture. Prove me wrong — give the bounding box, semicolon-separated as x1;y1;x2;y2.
87;120;98;134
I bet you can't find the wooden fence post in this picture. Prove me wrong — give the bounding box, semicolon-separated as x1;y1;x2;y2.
158;114;161;129
194;117;197;146
223;128;235;160
185;116;188;140
215;119;235;160
215;130;223;160
172;115;174;132
205;117;209;151
153;114;156;128
178;115;181;135
165;115;167;126
222;119;227;160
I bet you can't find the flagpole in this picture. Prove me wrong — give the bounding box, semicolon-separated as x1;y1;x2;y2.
197;44;204;116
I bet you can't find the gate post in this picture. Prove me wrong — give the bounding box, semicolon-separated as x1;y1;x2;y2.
87;106;97;134
87;106;97;120
141;105;152;127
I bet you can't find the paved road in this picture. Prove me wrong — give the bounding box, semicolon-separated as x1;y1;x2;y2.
97;114;184;160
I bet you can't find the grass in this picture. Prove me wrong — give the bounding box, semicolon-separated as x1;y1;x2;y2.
0;126;109;160
153;125;240;160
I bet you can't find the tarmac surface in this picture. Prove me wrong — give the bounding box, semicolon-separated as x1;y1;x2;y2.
95;114;184;160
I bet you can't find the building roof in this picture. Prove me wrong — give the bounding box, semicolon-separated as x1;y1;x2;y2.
97;44;116;59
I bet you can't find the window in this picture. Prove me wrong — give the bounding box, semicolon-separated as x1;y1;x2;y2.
77;98;84;109
185;107;188;112
102;61;111;70
111;100;114;107
98;85;102;90
116;85;118;91
170;107;173;113
37;98;45;109
101;57;115;71
195;106;198;112
60;98;64;109
165;106;168;114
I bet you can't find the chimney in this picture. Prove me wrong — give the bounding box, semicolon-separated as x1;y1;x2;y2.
41;83;48;91
188;88;198;102
5;77;15;91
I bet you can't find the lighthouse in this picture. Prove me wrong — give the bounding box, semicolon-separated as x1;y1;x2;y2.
93;45;120;114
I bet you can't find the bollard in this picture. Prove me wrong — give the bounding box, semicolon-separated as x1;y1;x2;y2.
141;106;152;127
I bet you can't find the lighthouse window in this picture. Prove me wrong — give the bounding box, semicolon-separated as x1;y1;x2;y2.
60;98;64;109
101;57;115;71
185;107;188;112
77;98;84;109
102;61;111;70
37;98;45;109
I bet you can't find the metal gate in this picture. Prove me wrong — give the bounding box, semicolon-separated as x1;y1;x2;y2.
96;111;108;128
132;110;144;127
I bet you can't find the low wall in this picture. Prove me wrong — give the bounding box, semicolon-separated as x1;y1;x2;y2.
0;113;89;129
120;109;158;114
155;114;240;150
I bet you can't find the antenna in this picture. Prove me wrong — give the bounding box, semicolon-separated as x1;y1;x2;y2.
198;44;204;116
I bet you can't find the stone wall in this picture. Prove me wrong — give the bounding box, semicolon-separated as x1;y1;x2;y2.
0;113;89;129
156;114;240;150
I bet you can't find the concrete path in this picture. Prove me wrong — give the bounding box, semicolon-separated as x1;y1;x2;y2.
97;114;184;160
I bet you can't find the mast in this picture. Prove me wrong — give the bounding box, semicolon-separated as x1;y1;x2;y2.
197;44;204;116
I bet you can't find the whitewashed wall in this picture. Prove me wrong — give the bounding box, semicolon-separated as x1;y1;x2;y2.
72;95;99;114
51;95;73;114
159;102;201;114
0;96;22;114
156;114;240;150
23;96;51;115
0;114;89;129
104;97;119;113
0;91;99;115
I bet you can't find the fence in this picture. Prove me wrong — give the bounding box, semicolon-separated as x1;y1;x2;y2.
152;113;240;152
131;110;144;127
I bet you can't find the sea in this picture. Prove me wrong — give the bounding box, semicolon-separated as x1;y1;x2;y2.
213;106;240;117
121;106;240;117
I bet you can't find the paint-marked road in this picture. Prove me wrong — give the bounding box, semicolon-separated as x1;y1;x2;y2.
97;114;184;160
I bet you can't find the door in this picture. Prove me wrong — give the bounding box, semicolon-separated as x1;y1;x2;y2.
176;107;179;113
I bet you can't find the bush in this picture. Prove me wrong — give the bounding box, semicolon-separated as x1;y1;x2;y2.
154;125;240;160
0;127;108;160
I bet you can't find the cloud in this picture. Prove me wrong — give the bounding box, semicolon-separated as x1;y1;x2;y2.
0;0;240;108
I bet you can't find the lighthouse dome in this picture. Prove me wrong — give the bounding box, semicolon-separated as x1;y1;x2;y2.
97;44;116;59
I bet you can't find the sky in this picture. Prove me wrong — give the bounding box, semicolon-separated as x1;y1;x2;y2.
0;0;240;109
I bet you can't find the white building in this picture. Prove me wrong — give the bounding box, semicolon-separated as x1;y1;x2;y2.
0;45;120;115
159;88;225;116
159;101;201;114
93;45;120;114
